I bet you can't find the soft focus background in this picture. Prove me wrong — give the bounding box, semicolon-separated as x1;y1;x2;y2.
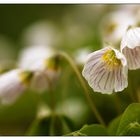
0;4;140;136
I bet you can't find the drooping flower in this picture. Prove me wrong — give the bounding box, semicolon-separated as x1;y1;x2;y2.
0;69;33;104
82;46;128;94
121;27;140;70
18;46;53;71
29;56;61;92
18;46;60;93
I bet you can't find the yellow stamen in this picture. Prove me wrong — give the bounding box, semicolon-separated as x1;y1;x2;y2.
44;56;60;71
102;49;121;70
106;22;118;34
19;71;33;85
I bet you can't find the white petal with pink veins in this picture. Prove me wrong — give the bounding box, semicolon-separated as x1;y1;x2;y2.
82;46;128;94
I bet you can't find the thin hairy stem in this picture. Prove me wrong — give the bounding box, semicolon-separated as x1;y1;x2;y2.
58;51;106;126
44;73;56;112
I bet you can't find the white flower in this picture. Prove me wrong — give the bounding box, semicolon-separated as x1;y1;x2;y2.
0;69;33;104
18;45;53;71
21;21;61;47
18;46;60;93
30;71;49;93
117;5;140;27
101;10;136;45
121;27;140;70
82;46;128;94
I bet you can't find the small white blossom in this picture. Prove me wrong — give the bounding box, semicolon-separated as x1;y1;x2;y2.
82;46;128;94
18;46;60;93
121;27;140;70
18;45;53;71
0;69;32;104
21;21;61;47
101;10;136;45
118;5;140;27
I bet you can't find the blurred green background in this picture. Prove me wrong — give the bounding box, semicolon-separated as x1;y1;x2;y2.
0;4;139;136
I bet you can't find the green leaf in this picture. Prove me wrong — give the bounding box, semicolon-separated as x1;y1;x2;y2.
119;122;140;136
80;124;108;136
108;115;122;135
116;103;140;136
66;131;86;136
66;124;108;136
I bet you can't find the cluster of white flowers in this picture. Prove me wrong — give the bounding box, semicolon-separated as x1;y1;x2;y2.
0;22;61;105
0;46;60;105
83;26;140;94
1;10;140;104
18;45;60;93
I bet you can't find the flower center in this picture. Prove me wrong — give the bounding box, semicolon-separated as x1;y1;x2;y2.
102;49;121;70
44;56;60;71
106;22;118;34
19;71;34;85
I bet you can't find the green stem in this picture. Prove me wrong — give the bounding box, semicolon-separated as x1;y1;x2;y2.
136;89;140;102
49;114;55;136
58;51;106;126
129;74;138;102
45;74;56;112
49;85;55;112
113;94;122;115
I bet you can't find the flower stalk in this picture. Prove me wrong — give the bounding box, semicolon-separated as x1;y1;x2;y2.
57;51;106;126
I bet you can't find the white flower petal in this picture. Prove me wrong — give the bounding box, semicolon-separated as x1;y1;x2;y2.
121;27;140;50
82;47;109;80
121;27;140;70
0;69;26;104
45;69;60;82
112;47;127;67
82;47;128;94
18;46;59;92
30;71;49;93
74;48;91;65
104;70;115;93
114;66;128;92
91;69;112;93
30;68;60;93
122;46;140;70
18;45;54;71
